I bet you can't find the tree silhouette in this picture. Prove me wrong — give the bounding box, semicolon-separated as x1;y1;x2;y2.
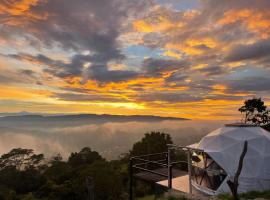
68;147;104;168
130;131;173;156
0;148;44;171
239;98;269;126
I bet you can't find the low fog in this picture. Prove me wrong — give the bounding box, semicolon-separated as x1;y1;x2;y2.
0;119;234;160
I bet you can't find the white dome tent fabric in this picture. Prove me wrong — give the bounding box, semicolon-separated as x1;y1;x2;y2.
192;125;270;194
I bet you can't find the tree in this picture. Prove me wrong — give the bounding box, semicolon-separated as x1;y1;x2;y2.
50;153;63;163
0;146;129;199
44;160;72;185
130;132;173;157
0;148;44;171
68;147;104;168
0;165;46;195
79;160;125;200
239;98;269;126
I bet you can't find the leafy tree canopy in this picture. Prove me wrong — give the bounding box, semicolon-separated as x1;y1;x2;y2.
0;148;44;171
0;135;178;199
68;147;104;168
130;131;173;156
239;98;270;126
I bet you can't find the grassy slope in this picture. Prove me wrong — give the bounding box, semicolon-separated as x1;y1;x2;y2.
139;190;270;200
218;190;270;200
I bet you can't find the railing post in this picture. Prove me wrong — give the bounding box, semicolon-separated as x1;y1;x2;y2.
167;147;172;189
129;158;133;200
187;150;192;194
169;165;172;188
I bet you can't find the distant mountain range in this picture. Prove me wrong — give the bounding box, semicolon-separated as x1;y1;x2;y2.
0;111;39;117
0;112;187;121
0;112;188;128
0;111;57;117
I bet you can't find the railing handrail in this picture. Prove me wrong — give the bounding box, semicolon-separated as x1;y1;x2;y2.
167;144;204;152
132;158;168;168
130;152;168;159
132;159;167;167
133;166;167;177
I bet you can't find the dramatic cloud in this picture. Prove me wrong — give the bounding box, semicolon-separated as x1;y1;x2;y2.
136;92;203;103
8;52;139;82
1;0;150;82
197;66;226;76
0;0;270;119
52;92;129;103
228;77;270;92
225;39;270;63
142;58;190;76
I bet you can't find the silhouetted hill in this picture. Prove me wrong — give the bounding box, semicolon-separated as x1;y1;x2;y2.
0;113;188;128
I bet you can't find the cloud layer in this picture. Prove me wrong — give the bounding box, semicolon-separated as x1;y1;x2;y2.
0;119;228;160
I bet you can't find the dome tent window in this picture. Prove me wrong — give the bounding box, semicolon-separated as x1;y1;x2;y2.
191;152;227;192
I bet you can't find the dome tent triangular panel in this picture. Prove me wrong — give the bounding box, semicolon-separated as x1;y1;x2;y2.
193;125;270;194
199;135;239;152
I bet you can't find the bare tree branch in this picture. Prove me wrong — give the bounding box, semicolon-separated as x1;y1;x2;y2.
227;141;248;200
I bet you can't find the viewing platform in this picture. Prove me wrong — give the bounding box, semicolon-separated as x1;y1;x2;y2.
129;145;206;199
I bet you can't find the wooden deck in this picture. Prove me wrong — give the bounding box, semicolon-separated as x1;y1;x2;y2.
134;167;205;195
157;175;190;193
157;175;207;195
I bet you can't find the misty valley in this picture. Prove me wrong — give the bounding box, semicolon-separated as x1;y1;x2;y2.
0;114;226;160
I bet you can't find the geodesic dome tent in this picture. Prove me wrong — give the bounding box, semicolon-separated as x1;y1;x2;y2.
190;124;270;195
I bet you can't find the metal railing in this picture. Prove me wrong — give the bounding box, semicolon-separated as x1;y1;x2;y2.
129;145;197;199
129;152;170;200
129;144;206;199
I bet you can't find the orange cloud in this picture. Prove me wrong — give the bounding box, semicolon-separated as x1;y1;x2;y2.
186;38;218;49
191;63;208;70
218;9;270;39
0;81;251;120
63;71;189;97
0;85;52;100
226;61;245;68
133;20;155;33
165;43;204;56
163;50;182;59
0;0;47;26
165;37;219;56
133;14;184;33
211;84;227;95
0;0;39;16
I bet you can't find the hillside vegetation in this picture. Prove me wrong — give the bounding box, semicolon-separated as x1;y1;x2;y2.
0;132;178;200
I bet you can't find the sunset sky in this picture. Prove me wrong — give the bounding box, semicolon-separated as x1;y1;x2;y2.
0;0;270;119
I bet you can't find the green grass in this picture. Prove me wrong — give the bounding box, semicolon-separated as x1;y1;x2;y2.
218;193;234;200
218;190;270;200
139;190;270;200
240;190;270;199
